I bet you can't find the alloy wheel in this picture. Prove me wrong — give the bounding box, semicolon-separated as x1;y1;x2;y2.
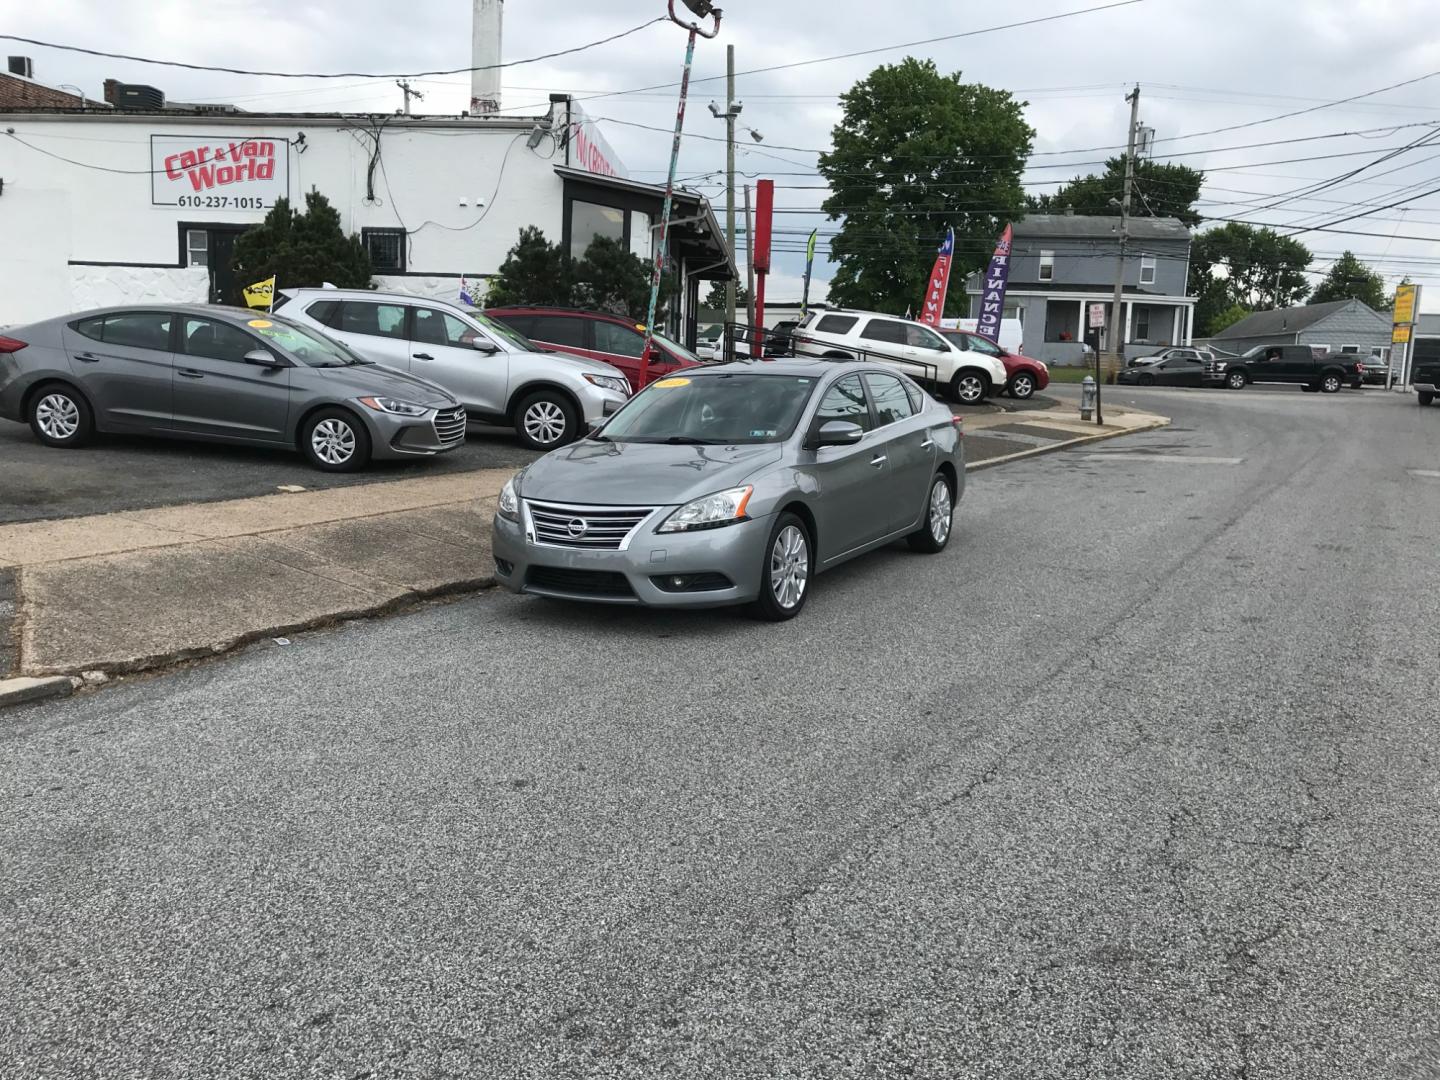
35;394;80;441
1323;376;1340;393
929;479;953;544
1012;375;1034;398
769;525;809;610
311;418;356;465
524;401;568;445
1227;372;1245;389
958;376;984;404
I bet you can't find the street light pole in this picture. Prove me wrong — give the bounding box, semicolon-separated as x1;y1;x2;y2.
640;0;722;388
1107;85;1141;379
725;46;737;337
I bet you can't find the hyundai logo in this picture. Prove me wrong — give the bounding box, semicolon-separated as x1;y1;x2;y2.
566;518;588;538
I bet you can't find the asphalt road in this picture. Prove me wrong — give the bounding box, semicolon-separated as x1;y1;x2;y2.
4;388;1439;1079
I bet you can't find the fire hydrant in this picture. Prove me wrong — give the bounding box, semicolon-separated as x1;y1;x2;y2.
1080;375;1097;421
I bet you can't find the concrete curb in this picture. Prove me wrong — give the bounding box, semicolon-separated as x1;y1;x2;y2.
966;416;1171;472
0;675;74;709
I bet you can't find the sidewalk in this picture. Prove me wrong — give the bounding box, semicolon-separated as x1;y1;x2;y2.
0;399;1167;692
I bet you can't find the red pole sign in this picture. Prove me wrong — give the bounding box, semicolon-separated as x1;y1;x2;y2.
753;179;774;343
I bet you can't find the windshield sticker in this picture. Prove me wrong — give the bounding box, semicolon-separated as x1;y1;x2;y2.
654;377;691;388
247;319;274;328
751;429;777;438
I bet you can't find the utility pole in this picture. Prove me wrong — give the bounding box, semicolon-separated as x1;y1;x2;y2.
396;80;424;116
1107;84;1141;377
709;47;741;351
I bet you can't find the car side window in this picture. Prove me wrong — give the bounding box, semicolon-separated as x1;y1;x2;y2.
864;373;915;426
182;317;262;363
905;324;946;351
102;312;173;351
529;316;589;350
305;299;340;328
335;301;407;340
900;377;926;413
814;314;859;335
966;334;1002;357
594;321;646;358
73;316;106;343
860;319;907;346
814;374;873;433
943;333;970;351
412;308;476;348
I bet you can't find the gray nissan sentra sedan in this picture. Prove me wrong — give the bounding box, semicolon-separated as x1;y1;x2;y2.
492;359;965;620
0;305;466;471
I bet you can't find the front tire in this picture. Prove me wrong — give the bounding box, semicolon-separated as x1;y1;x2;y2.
1137;373;1155;387
515;391;578;450
749;512;812;622
28;383;95;448
1009;372;1036;399
907;474;954;554
1226;370;1247;390
1320;374;1342;394
1420;391;1434;406
301;407;370;472
950;369;989;406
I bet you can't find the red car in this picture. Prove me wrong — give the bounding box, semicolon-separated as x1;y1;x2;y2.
938;328;1050;400
486;307;703;390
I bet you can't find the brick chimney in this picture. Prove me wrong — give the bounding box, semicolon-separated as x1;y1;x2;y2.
103;78;120;105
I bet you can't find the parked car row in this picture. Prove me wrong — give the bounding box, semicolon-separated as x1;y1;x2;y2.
1202;345;1365;393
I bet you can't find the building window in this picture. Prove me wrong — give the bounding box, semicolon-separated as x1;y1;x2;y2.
1134;307;1151;341
1038;250;1054;281
1340;344;1360;354
186;229;208;268
362;228;407;273
1140;254;1157;285
629;210;653;262
571;200;626;258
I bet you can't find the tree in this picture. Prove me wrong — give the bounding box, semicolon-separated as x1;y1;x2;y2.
483;226;573;308
1028;157;1206;228
818;58;1034;316
1209;303;1252;335
1308;251;1387;309
230;190;371;303
1187;222;1311;324
1387;276;1414;312
703;281;749;309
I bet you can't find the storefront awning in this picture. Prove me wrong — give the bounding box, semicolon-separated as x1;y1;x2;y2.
554;166;736;282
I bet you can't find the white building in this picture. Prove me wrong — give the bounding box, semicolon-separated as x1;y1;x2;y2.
0;74;732;345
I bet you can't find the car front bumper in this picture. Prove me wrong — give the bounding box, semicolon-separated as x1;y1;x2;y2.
578;386;629;424
492;508;772;608
366;405;467;460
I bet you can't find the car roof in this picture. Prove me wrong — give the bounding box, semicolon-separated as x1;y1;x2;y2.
486;306;643;326
690;357;913;379
282;288;473;312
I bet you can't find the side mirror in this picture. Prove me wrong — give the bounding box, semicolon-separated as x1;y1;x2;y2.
243;349;288;369
469;338;500;354
814;420;864;448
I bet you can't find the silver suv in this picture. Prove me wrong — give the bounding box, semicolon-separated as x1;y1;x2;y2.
278;289;630;449
791;308;1009;405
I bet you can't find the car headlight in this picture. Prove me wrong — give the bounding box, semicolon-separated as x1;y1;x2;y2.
1212;361;1228;370
584;373;632;395
358;396;430;417
498;476;521;522
657;486;753;533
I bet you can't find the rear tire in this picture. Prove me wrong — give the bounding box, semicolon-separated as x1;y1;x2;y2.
950;369;990;406
1420;391;1434;406
301;407;371;472
748;512;812;622
515;390;578;450
1008;372;1036;399
1137;373;1155;387
906;474;954;554
28;383;95;448
1320;374;1342;394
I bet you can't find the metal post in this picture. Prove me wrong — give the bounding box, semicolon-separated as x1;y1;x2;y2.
725;45;737;335
1108;85;1141;382
744;184;756;351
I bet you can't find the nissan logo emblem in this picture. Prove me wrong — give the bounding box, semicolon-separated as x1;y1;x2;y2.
566;518;588;538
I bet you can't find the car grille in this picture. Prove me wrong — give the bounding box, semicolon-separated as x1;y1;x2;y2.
526;566;636;599
526;501;656;550
433;407;467;445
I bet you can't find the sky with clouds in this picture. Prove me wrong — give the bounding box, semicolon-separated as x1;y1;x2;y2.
7;0;1440;308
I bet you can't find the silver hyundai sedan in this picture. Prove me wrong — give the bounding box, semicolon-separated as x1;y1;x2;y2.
492;359;965;620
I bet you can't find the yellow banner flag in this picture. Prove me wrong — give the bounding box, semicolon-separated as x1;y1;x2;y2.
242;276;276;309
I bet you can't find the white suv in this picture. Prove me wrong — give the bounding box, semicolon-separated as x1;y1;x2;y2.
276;289;631;449
791;308;1008;405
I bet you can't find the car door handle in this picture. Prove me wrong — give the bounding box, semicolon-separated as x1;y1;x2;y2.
75;352;101;363
177;369;204;379
920;437;934;449
413;352;434;361
870;454;888;468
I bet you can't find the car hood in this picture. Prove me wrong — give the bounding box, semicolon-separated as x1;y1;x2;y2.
310;362;458;407
518;439;783;507
526;349;627;379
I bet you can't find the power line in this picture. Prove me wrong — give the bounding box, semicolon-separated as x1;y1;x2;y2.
0;18;665;79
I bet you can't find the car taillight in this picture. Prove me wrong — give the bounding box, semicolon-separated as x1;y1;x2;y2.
0;336;27;353
952;414;964;435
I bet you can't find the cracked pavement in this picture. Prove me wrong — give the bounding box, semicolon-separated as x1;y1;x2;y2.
2;387;1439;1078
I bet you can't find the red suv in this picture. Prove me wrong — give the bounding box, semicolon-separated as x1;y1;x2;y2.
486;307;702;390
938;328;1050;400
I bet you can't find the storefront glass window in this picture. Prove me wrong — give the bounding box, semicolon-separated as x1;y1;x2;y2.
571;200;626;258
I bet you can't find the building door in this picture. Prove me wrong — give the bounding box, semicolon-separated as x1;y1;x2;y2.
182;225;249;305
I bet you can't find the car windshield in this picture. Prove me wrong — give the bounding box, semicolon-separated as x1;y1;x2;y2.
245;316;369;367
600;373;817;445
654;331;700;363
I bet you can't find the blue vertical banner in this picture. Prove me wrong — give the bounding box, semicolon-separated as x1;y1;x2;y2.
976;225;1014;345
